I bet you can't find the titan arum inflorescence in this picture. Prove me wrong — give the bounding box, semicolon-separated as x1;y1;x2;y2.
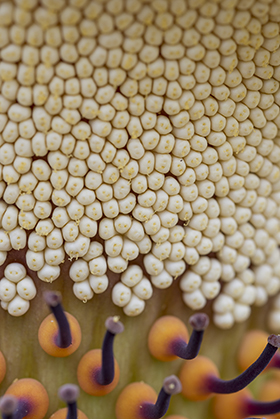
0;0;280;418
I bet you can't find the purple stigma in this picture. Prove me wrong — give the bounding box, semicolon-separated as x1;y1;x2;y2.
43;291;62;307
105;316;125;335
59;384;79;419
59;384;80;404
205;335;280;394
171;313;209;360
140;376;181;419
163;376;182;395
44;291;72;349
189;313;209;331
267;334;280;348
245;397;280;417
96;316;124;386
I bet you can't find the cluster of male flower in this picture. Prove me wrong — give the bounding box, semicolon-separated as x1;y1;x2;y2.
0;262;36;316
0;0;279;329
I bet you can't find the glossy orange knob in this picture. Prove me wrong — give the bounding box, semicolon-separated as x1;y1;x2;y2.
38;312;81;357
77;349;120;396
179;355;219;401
5;378;49;419
148;316;189;361
116;382;157;419
212;388;251;419
238;330;268;372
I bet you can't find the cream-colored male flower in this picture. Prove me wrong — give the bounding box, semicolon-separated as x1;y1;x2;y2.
0;0;279;330
0;0;280;418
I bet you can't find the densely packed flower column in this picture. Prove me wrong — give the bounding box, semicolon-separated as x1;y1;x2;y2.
0;0;280;417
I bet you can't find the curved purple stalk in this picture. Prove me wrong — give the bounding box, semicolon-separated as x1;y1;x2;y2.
59;384;80;419
245;396;280;416
170;313;209;360
96;316;124;386
44;291;72;348
205;335;280;394
141;376;182;419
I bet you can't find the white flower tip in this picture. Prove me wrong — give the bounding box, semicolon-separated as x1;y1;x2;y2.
59;384;80;403
189;313;209;331
43;290;62;307
163;375;182;395
268;334;280;348
105;316;124;334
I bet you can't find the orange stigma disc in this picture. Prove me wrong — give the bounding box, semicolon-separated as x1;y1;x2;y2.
115;382;157;419
77;349;120;396
5;378;49;419
148;316;189;361
38;312;81;357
